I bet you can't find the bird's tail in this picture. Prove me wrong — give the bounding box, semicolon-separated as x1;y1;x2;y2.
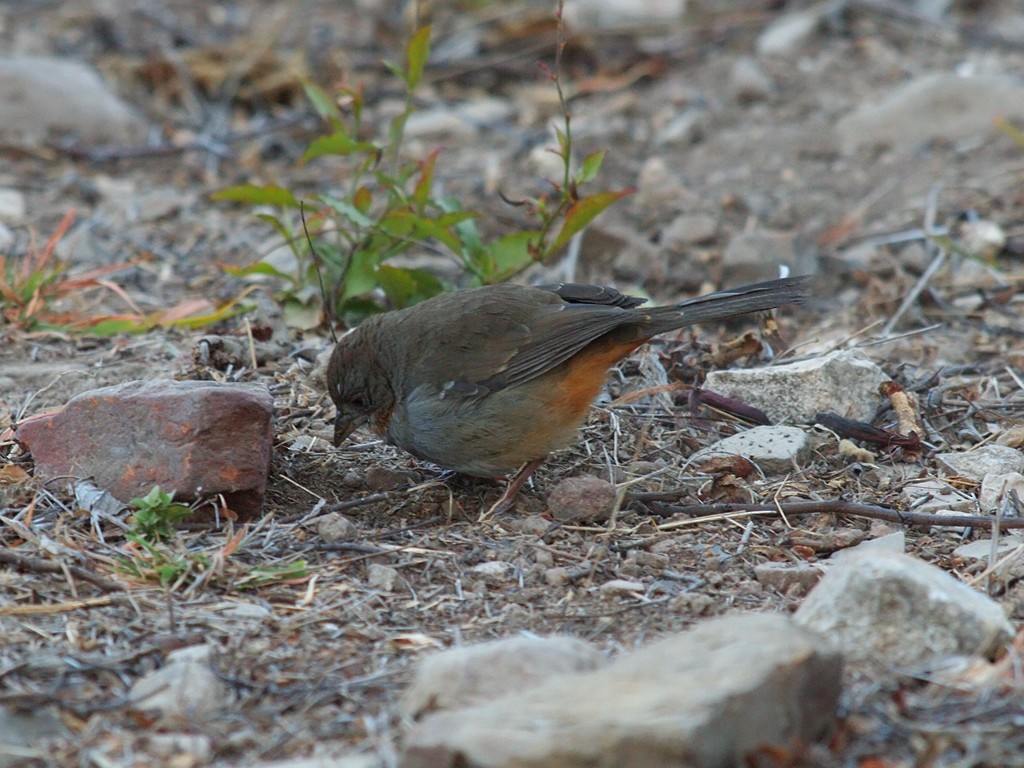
645;275;812;335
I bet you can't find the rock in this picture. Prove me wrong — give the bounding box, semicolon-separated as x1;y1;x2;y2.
130;645;230;721
599;578;646;596
404;98;513;139
704;350;889;424
830;531;905;563
753;562;824;594
936;445;1024;482
0;705;67;767
401;614;841;768
469;561;515;585
979;472;1024;513
316;512;358;543
546;475;617;523
756;5;827;57
367;563;399;592
691;425;811;474
15;380;274;516
364;466;420;491
661;212;719;247
954;535;1024;563
564;0;686;31
794;551;1014;668
249;757;381;768
835;73;1024;154
0;222;13;251
0;188;26;224
720;230;816;285
144;733;213;761
900;478;975;514
729;56;773;103
654;107;709;146
402;635;606;718
0;55;146;144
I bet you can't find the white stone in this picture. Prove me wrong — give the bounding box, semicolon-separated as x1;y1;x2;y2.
130;648;230;720
564;0;686;31
830;531;905;563
795;551;1014;668
756;5;826;56
0;189;26;224
691;425;811;474
401;614;841;768
402;635;605;718
705;349;889;424
937;445;1024;482
979;472;1024;513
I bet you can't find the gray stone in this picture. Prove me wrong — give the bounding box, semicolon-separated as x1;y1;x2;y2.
836;73;1024;153
130;645;231;721
401;614;840;768
367;563;399;592
900;478;976;515
0;55;146;144
662;212;719;247
729;56;773;102
937;445;1024;482
691;425;811;474
316;512;359;543
720;230;815;285
795;551;1014;668
402;635;605;718
705;349;889;424
954;535;1024;562
754;562;824;594
0;705;67;767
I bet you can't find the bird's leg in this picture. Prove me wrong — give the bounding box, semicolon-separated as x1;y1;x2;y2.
480;457;546;520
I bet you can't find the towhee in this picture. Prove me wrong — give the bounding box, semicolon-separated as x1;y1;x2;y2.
327;276;810;514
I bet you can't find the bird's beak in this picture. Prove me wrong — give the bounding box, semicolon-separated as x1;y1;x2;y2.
333;411;369;447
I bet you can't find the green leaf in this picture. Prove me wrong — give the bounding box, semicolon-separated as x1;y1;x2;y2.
211;184;300;209
549;188;634;255
302;82;342;123
377;265;444;308
223;261;293;281
281;297;323;330
479;231;537;282
319;195;375;228
406;26;432;90
302;132;379;162
576;150;606;185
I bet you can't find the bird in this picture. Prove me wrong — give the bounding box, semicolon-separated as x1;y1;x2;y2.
327;275;810;515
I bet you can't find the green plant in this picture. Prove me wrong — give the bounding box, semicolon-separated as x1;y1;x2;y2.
117;486;308;590
215;3;631;328
127;485;193;542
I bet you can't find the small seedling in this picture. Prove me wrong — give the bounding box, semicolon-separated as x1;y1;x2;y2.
127;485;193;542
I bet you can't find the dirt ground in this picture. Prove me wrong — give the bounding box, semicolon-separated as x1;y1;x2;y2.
2;1;1024;766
